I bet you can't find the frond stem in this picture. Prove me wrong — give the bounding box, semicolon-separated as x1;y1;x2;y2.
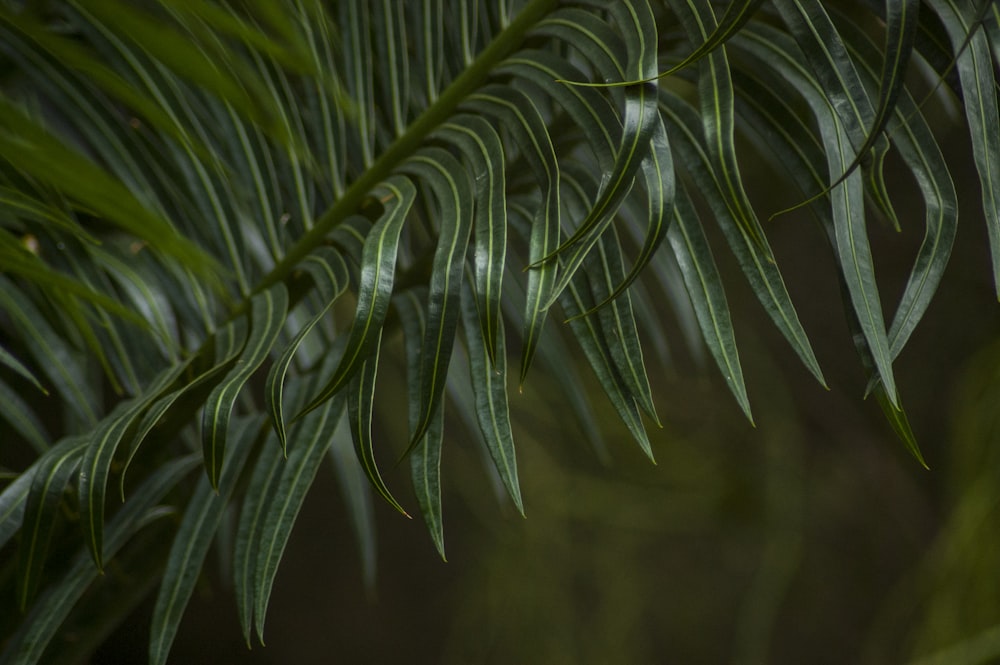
252;0;558;299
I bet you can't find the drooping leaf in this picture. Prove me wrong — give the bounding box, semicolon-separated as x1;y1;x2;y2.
0;344;46;394
265;247;350;453
0;454;199;665
459;273;523;515
463;84;560;383
253;393;348;642
295;176;416;419
345;329;410;518
658;89;825;390
202;284;288;489
16;437;87;610
736;22;897;405
925;0;1000;296
149;415;262;665
432;114;508;365
668;185;753;422
399;147;474;451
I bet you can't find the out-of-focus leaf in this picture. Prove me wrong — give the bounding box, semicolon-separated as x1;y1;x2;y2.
0;275;99;424
327;415;378;592
0;380;49;453
0;454;198;665
0;186;97;245
0;98;219;279
16;437;87;610
0;344;46;394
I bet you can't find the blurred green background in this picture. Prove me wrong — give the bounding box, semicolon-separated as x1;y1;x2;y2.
86;147;1000;664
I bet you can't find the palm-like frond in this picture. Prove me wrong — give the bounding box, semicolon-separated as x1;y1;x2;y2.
0;0;997;661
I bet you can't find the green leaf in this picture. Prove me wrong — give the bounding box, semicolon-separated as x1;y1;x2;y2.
561;168;659;424
0;379;49;453
0;344;46;394
659;89;826;389
202;284;288;489
508;204;652;458
926;0;1000;296
463;85;560;383
253;390;345;630
771;0;898;224
16;438;87;611
233;423;287;647
395;283;446;556
459;274;523;515
766;0;921;221
409;387;446;559
148;415;262;665
346;329;410;518
736;23;896;404
78;361;192;571
0;456;40;550
669;185;752;422
0;97;219;280
0;186;97;246
118;341;238;500
265;247;350;453
585;114;676;314
835;18;958;359
0;275;99;425
668;0;768;252
0;454;198;665
71;0;284;137
538;0;659;308
295;176;416;419
432;114;508;365
327;419;378;593
399;147;474;451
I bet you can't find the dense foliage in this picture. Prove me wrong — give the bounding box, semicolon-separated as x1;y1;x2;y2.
1;1;998;662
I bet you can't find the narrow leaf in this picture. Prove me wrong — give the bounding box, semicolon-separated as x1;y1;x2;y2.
459;275;523;515
295;177;416;419
202;284;288;489
149;416;262;665
265;247;349;452
398;148;473;452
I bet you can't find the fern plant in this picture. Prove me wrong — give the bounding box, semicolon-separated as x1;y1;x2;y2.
0;0;997;662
